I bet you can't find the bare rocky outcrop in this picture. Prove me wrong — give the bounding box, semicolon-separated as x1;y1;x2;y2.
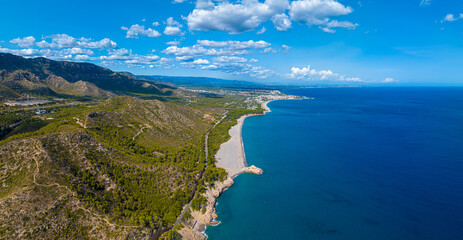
242;165;263;175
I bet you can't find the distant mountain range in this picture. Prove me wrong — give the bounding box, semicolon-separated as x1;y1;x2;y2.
0;53;175;99
138;75;276;90
0;53;283;100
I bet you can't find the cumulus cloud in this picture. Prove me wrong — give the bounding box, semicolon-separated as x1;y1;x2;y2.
288;65;361;81
166;40;181;45
187;0;289;34
0;48;40;56
272;13;292;31
212;56;250;63
163;45;249;56
195;0;215;10
193;54;273;79
10;36;36;48
33;34;117;49
196;40;271;49
0;47;97;61
442;13;463;22
121;24;161;38
3;33;283;79
201;64;219;70
163;39;273;57
74;54;92;61
186;0;357;34
3;33;165;69
166;17;183;27
193;58;210;64
290;0;358;33
164;26;185;36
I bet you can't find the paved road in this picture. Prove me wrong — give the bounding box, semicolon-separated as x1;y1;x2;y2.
172;112;228;227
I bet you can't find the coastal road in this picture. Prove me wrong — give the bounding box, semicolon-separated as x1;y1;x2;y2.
172;111;228;228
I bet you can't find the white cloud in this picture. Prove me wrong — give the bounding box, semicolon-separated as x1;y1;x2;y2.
173;0;187;3
342;76;362;82
212;56;250;63
164;26;185;36
62;47;94;55
0;47;39;56
257;27;267;34
272;13;292;31
420;0;432;6
261;47;277;53
35;34;117;49
196;40;271;49
288;65;333;79
10;36;36;48
195;0;215;10
153;22;160;26
166;40;181;45
382;77;397;83
163;40;273;58
201;64;219;70
288;65;361;81
80;38;117;49
290;0;358;33
175;56;195;62
442;13;463;22
193;58;210;64
166;17;183;27
163;45;249;56
281;44;291;52
102;48;132;60
74;54;92;61
121;24;161;38
186;0;356;34
187;0;289;34
0;46;98;61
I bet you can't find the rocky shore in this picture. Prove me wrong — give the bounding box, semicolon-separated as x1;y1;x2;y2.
179;93;299;239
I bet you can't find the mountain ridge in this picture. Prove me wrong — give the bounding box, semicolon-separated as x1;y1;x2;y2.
0;53;175;99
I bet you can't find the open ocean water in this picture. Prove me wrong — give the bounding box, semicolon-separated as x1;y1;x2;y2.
205;87;463;240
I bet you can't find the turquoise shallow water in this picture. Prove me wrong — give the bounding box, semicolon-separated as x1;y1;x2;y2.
205;87;463;240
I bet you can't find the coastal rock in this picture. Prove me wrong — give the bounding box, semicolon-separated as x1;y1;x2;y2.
190;177;235;227
212;177;234;198
178;227;206;240
243;165;263;175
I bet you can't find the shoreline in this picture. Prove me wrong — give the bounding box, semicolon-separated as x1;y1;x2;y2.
218;99;273;178
180;94;302;239
215;112;266;178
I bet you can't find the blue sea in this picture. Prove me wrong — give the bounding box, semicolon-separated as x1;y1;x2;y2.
206;87;463;240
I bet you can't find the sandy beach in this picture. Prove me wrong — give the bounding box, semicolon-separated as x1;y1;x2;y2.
182;98;297;239
215;115;248;177
215;101;272;177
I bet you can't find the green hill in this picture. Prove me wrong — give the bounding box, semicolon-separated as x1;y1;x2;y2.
0;53;175;99
0;96;221;238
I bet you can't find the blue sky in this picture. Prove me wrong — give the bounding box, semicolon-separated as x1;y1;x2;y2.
1;0;462;85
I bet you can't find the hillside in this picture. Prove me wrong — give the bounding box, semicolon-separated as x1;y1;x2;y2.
0;96;230;239
0;53;175;99
0;53;273;239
